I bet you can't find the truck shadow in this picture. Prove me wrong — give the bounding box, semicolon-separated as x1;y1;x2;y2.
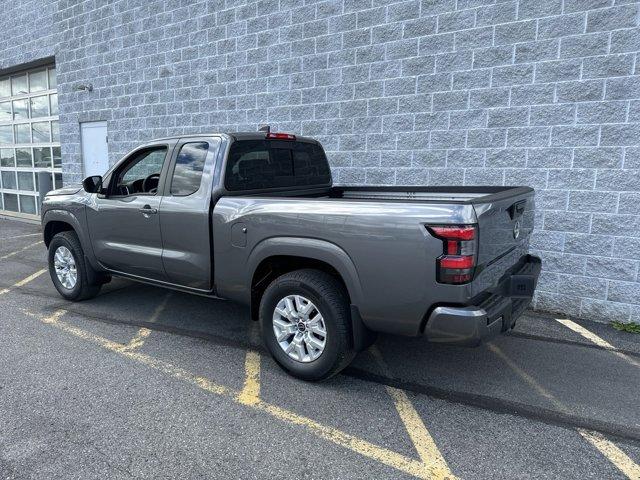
78;278;640;439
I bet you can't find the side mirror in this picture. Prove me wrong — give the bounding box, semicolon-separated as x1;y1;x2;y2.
82;175;102;193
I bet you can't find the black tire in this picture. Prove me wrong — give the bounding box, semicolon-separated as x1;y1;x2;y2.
259;269;355;381
48;231;102;301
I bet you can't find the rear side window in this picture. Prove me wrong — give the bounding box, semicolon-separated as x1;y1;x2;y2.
225;140;331;191
170;142;208;196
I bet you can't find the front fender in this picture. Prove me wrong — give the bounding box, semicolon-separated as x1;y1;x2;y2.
246;236;364;307
42;209;100;271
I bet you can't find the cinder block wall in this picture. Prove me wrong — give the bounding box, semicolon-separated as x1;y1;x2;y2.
0;0;57;69
2;0;640;323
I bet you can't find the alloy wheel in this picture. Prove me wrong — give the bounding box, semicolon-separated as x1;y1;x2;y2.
53;245;77;289
272;295;327;362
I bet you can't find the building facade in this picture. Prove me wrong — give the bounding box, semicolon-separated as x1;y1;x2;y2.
0;0;639;323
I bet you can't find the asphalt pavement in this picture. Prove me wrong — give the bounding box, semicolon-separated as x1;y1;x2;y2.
1;215;639;479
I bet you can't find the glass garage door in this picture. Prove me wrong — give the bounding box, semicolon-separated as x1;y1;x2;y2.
0;65;61;217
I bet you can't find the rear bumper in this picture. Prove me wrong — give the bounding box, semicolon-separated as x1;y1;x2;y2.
423;254;541;346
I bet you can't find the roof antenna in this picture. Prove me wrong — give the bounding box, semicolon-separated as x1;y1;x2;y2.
258;124;270;134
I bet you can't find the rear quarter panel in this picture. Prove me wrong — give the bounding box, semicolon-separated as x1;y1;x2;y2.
212;197;479;336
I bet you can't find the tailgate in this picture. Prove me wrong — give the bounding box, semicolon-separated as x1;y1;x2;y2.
472;187;535;295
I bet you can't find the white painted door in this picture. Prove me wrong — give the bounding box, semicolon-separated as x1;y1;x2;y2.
80;121;109;177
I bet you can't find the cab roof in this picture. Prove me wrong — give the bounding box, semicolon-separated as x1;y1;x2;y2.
151;132;319;144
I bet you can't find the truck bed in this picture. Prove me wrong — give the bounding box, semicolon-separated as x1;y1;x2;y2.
213;182;535;335
329;186;533;204
236;185;534;204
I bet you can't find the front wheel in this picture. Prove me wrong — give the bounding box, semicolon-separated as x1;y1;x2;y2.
260;269;355;381
48;231;102;301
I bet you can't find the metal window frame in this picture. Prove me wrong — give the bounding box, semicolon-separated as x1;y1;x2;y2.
0;64;59;218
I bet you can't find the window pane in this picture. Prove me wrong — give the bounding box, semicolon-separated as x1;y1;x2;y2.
49;94;58;115
51;121;59;141
121;148;167;184
11;75;28;95
32;122;50;142
34;147;52;167
29;70;47;92
15;124;31;143
0;148;14;167
19;195;37;214
30;95;49;118
225;140;271;191
12;99;29;119
225;140;298;191
171;142;208;196
0;78;10;98
292;142;331;186
52;146;61;167
0;125;13;144
16;148;33;167
0;101;11;121
3;193;18;212
54;172;63;188
17;172;34;191
48;68;57;89
1;171;17;189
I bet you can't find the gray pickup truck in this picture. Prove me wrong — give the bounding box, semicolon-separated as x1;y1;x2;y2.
41;130;541;380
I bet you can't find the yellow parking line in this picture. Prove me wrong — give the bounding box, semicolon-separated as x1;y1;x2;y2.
579;430;640;480
120;293;171;352
248;320;260;346
256;400;441;479
119;328;152;352
386;386;455;479
488;343;562;409
556;318;640;368
238;350;261;405
371;347;456;479
488;343;640;479
3;233;41;240
22;307;443;479
0;268;47;296
0;241;43;260
149;293;172;323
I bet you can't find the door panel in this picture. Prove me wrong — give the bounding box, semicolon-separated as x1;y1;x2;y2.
160;137;221;290
87;195;166;280
86;143;173;281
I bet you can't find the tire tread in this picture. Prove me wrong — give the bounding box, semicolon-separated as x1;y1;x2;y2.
49;231;101;301
261;268;355;381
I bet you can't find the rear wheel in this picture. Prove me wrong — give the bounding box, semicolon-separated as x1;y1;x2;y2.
48;231;102;301
260;269;355;381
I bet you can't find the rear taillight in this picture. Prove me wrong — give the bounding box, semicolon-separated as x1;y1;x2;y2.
427;225;477;284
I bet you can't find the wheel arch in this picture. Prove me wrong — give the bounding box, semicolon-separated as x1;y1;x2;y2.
42;209;101;272
43;219;75;247
247;237;364;322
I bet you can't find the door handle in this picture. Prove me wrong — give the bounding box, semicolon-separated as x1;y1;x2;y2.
139;205;158;215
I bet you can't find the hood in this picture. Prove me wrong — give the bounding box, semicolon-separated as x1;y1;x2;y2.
46;184;83;196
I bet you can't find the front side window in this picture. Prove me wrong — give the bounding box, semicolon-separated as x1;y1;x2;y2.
111;147;167;196
170;142;209;196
